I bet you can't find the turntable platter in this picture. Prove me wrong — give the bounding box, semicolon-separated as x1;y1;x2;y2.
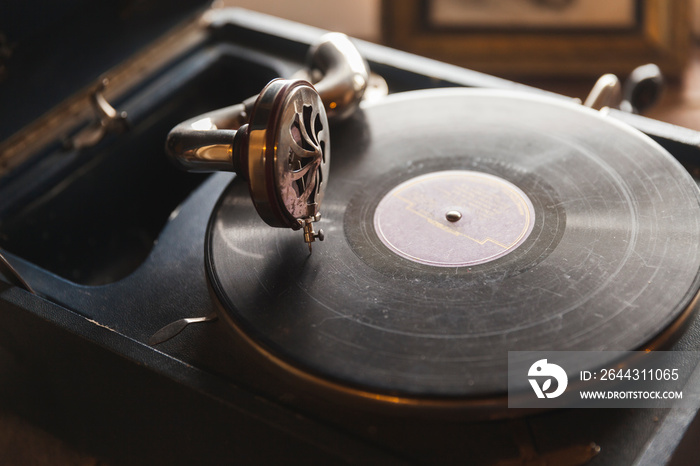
206;89;700;402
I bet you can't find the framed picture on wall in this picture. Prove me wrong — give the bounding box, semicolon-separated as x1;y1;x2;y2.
382;0;691;78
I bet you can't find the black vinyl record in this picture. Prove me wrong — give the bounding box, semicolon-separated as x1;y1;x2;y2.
206;89;700;402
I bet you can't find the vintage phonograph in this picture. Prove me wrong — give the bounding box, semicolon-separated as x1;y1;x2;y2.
1;4;700;465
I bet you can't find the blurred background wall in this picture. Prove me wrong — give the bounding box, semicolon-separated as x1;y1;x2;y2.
223;0;698;45
218;0;381;41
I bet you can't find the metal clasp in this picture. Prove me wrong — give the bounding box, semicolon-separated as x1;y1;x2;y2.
65;78;129;150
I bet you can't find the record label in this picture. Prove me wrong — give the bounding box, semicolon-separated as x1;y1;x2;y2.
373;170;535;266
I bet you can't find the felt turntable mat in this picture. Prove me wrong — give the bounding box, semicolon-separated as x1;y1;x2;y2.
206;89;700;398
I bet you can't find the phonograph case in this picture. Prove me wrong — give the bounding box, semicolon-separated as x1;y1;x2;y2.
1;2;700;465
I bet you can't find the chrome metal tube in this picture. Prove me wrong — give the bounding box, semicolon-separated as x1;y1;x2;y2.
166;33;368;173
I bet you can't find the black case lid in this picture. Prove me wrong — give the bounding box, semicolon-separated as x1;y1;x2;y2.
0;0;207;142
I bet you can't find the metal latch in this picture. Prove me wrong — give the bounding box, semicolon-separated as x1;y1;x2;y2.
64;78;129;150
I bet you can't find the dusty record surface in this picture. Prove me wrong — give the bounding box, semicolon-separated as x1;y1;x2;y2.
206;89;700;401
